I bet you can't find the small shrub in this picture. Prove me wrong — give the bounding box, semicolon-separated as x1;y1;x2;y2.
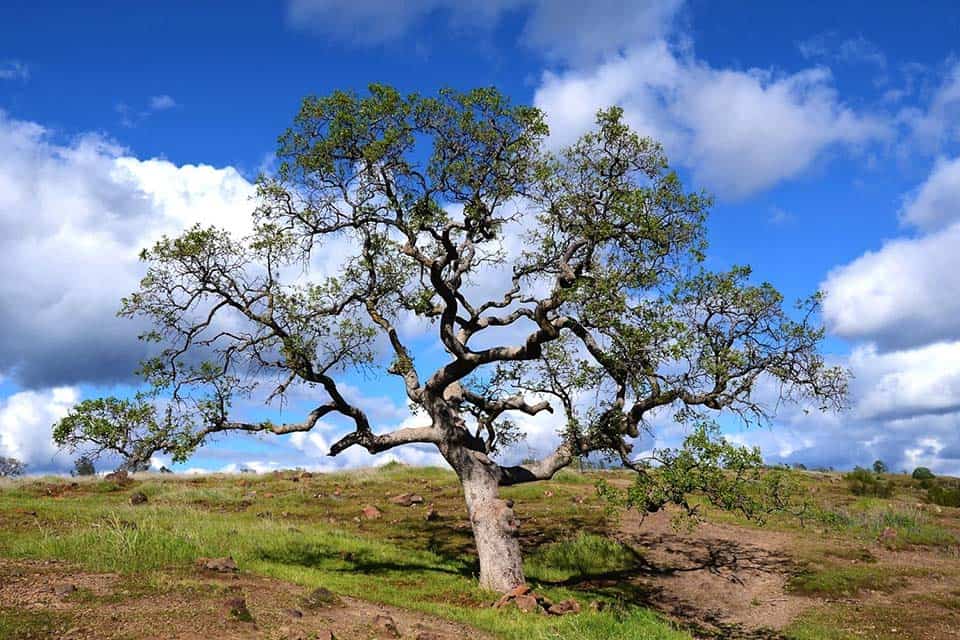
844;467;893;498
811;508;854;529
928;483;960;508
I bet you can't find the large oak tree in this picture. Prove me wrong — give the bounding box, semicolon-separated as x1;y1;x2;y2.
54;86;845;592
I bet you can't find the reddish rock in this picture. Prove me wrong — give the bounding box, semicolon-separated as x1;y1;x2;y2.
494;583;531;608
129;491;148;505
197;556;239;573
373;614;401;638
389;493;425;506
514;593;541;613
412;623;441;640
362;505;383;519
104;470;131;484
547;599;582;615
424;505;439;521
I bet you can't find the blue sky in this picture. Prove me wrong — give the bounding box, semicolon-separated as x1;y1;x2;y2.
2;1;960;476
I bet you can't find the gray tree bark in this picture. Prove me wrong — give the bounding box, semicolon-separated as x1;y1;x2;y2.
444;444;526;592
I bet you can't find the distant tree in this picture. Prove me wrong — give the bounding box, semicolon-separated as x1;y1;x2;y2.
72;455;96;477
872;459;888;474
51;85;847;592
52;396;158;472
0;456;27;477
912;467;935;481
792;462;807;470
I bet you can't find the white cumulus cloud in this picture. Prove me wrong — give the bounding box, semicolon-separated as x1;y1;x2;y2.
823;159;960;350
0;387;79;472
0;111;255;388
534;41;889;198
809;155;960;475
899;155;960;231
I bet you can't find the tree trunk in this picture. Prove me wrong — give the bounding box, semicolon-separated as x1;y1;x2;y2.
454;450;525;592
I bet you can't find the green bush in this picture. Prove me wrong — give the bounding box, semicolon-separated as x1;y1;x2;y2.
928;483;960;508
912;467;935;480
844;467;893;498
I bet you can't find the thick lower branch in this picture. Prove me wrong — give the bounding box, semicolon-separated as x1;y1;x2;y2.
498;441;577;486
211;404;338;436
327;425;442;457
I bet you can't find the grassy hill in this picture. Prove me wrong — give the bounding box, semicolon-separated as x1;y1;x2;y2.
1;464;958;639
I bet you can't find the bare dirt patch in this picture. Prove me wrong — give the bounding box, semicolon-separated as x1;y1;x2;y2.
604;509;811;639
0;558;492;640
605;506;960;640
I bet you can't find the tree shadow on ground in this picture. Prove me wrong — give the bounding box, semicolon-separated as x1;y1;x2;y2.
531;530;797;640
254;538;476;579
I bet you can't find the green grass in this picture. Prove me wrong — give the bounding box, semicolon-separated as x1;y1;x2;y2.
0;607;72;640
525;533;639;583
786;563;911;598
916;589;960;612
809;500;957;548
785;610;860;640
785;597;960;640
0;471;689;640
8;467;953;639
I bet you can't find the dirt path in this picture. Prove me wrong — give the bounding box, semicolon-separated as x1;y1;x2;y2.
612;509;813;639
0;558;491;640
